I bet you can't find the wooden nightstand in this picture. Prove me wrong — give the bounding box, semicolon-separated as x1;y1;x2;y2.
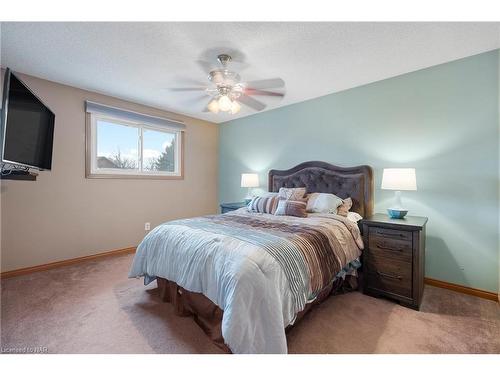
220;202;247;214
361;213;428;310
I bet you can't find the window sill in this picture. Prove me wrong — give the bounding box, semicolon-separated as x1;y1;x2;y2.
85;172;183;180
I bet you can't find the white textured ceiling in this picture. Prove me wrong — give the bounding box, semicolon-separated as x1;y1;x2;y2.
1;22;499;123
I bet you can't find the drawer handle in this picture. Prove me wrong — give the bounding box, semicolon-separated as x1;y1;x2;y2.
375;231;406;239
376;243;404;252
377;271;402;280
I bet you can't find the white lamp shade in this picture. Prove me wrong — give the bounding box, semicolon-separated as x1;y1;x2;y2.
241;173;259;188
381;168;417;191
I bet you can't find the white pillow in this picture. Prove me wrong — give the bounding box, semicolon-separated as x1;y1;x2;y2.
306;193;343;213
347;211;363;222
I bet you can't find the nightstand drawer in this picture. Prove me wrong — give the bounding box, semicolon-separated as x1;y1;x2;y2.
369;227;412;242
366;255;412;298
368;236;412;263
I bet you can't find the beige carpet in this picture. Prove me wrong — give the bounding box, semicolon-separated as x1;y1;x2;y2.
1;253;499;354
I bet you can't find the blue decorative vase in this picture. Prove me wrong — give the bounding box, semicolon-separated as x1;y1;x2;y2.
387;208;408;219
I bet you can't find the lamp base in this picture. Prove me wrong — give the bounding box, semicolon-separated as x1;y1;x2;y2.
387;208;408;219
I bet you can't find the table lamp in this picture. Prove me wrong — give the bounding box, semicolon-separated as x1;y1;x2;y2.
241;173;259;204
381;168;417;219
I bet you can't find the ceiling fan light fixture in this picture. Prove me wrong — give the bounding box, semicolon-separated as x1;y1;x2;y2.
230;100;241;114
210;71;224;84
218;95;232;112
207;99;220;113
171;53;285;115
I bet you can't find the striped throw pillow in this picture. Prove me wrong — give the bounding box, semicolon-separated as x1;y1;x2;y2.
247;194;279;214
274;199;308;218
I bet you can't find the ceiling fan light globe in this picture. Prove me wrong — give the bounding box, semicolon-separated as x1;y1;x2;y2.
207;99;220;113
218;95;232;111
212;71;224;84
230;100;241;114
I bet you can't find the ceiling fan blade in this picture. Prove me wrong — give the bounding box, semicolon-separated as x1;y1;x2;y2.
182;94;208;105
244;89;285;97
200;99;214;113
168;87;207;92
244;78;285;90
237;95;267;111
176;94;212;113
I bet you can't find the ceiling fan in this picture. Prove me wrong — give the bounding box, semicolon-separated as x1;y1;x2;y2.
169;54;285;114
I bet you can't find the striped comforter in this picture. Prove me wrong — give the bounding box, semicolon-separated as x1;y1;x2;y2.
129;209;363;353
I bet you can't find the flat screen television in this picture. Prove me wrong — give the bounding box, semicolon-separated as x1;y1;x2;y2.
1;68;55;170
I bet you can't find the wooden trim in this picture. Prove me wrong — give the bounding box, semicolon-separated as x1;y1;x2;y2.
85;111;91;178
5;248;496;302
0;247;136;279
425;277;498;302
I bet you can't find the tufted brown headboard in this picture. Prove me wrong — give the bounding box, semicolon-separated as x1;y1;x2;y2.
268;161;374;217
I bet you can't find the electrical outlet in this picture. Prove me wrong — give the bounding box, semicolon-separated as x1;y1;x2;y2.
144;222;151;231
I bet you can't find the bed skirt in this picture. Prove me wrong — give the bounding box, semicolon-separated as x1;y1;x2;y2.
156;275;358;353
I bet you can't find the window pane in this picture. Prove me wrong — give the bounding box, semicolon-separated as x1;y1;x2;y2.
96;120;139;170
142;128;176;172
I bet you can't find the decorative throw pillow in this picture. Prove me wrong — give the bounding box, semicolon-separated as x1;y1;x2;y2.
247;193;279;214
274;199;308;218
278;187;306;201
337;197;353;217
306;192;343;213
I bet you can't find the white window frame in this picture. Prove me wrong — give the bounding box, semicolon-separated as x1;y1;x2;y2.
86;112;184;179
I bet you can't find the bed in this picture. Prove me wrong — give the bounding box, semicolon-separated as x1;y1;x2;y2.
129;161;373;353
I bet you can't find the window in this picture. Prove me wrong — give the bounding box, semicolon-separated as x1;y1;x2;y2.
85;101;184;178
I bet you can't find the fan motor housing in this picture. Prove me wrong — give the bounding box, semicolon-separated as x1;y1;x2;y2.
208;69;241;86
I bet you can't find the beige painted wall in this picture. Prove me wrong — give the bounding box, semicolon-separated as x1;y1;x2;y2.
498;49;500;302
0;72;219;272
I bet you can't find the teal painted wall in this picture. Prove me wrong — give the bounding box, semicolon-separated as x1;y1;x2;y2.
219;50;499;293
